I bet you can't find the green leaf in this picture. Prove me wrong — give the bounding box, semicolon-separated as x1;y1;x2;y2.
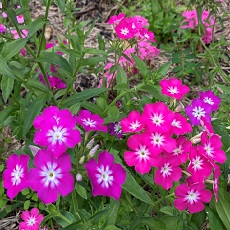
161;216;180;230
160;206;175;216
60;87;108;108
24;200;31;210
53;211;74;228
131;54;149;77
155;62;172;78
85;48;107;56
75;183;87;199
116;66;127;85
108;106;119;121
0;105;18;124
6;8;18;25
1;39;28;60
206;206;225;230
80;101;103;116
0;54;16;79
1;76;14;102
22;93;51;136
26;78;49;93
80;56;107;66
142;217;166;230
105;200;120;226
104;226;121;230
55;0;66;12
191;210;206;229
27;18;45;39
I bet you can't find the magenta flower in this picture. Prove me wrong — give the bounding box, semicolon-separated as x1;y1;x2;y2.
200;117;214;135
28;150;74;204
108;13;125;25
115;18;136;39
120;110;144;133
124;133;156;174
74;110;107;132
3;154;29;200
0;24;6;33
108;121;123;138
160;78;190;100
199;90;221;111
85;151;126;200
19;208;44;230
185;98;212;125
154;156;182;190
174;182;212;213
139;28;155;42
142;102;174;133
212;163;221;202
187;146;212;182
198;131;226;163
171;112;192;135
33;106;81;159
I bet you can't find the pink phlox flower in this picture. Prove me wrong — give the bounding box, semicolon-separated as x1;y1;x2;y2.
199;90;221;111
185;98;212;125
16;6;24;24
74;110;108;132
11;29;28;39
132;15;149;28
138;41;160;59
142;102;174;133
3;154;30;200
154;156;182;190
120;110;144;133
202;27;213;44
181;10;198;29
187;146;213;182
165;136;191;163
124;133;156;174
115;18;137;39
85;151;126;200
212;163;221;202
160;78;190;100
0;24;6;33
108;121;123;138
19;208;44;230
33;106;81;158
201;10;215;27
198;131;226;164
139;28;156;42
28;150;74;204
174;182;212;213
200;117;214;135
107;13;125;25
171;112;192;135
20;47;27;57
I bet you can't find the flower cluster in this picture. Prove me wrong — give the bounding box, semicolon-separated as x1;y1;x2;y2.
121;77;226;213
181;9;215;44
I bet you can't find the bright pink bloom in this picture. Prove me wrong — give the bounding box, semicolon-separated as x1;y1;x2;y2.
120;110;144;133
181;10;198;29
185;98;212;125
142;102;174;133
19;208;44;230
154;156;182;190
199;90;221;111
0;24;6;33
131;15;149;29
202;27;213;44
33;106;81;158
108;13;125;25
11;29;28;39
74;110;108;132
85;151;126;200
160;78;190;100
16;6;24;24
187;146;212;182
3;154;29;200
212;163;221;202
28;150;74;204
139;28;156;42
171;112;192;135
124;133;156;174
200;117;214;135
115;18;136;39
174;182;212;213
198;131;226;163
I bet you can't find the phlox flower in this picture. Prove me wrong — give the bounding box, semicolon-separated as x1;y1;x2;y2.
199;90;221;111
3;154;29;200
16;6;24;24
108;121;123;138
28;150;74;204
200;117;214;135
198;131;226;163
11;29;28;39
85;151;126;200
120;110;144;133
139;28;156;42
185;98;212;125
174;182;212;213
171;112;192;135
124;133;156;174
154;156;182;190
33;106;81;158
74;110;108;132
187;146;212;182
0;24;6;33
202;27;213;44
115;18;136;39
181;10;198;29
201;10;215;27
108;13;125;25
19;208;44;230
142;102;174;133
39;74;66;90
160;78;190;100
132;15;149;28
212;163;221;202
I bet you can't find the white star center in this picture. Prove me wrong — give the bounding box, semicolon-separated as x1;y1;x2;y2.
96;165;113;188
11;164;24;186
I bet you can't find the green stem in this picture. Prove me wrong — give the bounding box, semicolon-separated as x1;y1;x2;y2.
58;213;72;224
72;190;78;214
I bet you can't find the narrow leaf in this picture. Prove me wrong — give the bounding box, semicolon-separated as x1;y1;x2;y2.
105;200;120;226
0;54;16;79
1;76;14;102
131;54;149;77
28;18;46;38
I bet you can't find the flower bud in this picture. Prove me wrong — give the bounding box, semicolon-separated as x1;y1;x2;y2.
79;156;85;165
29;145;41;156
88;144;99;157
76;173;82;182
86;138;95;149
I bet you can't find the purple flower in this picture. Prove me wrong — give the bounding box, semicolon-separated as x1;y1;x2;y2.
185;98;212;125
108;121;123;138
28;150;74;204
0;24;6;33
3;154;29;200
85;151;126;200
74;110;108;132
199;90;221;111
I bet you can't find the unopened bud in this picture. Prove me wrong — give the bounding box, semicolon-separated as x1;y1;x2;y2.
175;102;184;112
190;132;202;144
29;145;41;156
86;138;95;149
76;173;82;182
88;144;99;157
79;156;85;164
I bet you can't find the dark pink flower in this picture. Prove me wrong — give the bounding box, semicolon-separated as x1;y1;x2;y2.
108;121;123;138
174;182;212;213
139;28;156;42
74;110;107;132
154;156;182;190
160;78;190;100
142;102;174;133
120;110;144;133
0;24;6;33
108;13;125;25
124;133;156;174
115;18;136;39
171;112;192;135
200;117;214;135
19;208;44;230
33;106;81;159
28;150;74;204
3;154;29;200
212;163;221;202
132;15;149;28
199;90;221;111
85;151;126;200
